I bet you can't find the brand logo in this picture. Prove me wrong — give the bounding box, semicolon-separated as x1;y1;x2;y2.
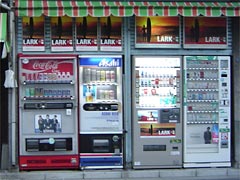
98;58;120;67
32;61;66;72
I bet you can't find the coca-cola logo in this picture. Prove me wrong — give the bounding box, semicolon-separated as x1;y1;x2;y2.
32;61;60;71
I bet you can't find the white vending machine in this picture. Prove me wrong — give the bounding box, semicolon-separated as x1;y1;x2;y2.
183;56;231;167
132;56;182;169
78;55;123;169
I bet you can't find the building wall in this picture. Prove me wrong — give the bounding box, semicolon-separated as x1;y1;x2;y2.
232;17;240;168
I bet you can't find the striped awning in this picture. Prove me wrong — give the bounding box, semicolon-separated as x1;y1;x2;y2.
15;1;240;17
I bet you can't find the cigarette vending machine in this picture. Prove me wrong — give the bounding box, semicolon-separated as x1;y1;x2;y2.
183;56;231;167
18;54;79;170
79;55;123;169
132;56;182;168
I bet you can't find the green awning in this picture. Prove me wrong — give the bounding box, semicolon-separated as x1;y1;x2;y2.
15;1;240;17
0;13;7;42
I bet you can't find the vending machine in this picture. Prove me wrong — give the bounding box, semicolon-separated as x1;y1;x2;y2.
183;56;231;167
79;55;123;169
132;56;182;169
18;54;79;170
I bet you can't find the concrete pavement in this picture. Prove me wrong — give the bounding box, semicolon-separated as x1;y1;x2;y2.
0;167;239;180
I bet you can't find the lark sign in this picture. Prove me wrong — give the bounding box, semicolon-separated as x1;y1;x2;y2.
22;16;45;51
135;16;180;48
184;17;227;49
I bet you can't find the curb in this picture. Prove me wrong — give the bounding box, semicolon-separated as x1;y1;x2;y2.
0;168;239;180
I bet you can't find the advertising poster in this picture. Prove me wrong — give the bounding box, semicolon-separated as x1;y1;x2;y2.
187;124;220;145
140;123;176;137
76;16;98;51
35;114;62;133
135;17;180;48
20;58;73;82
100;16;122;51
51;16;73;51
184;17;227;48
22;16;45;51
137;110;158;123
82;85;96;102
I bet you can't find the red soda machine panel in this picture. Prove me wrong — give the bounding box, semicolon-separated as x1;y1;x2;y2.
79;55;123;169
18;54;79;170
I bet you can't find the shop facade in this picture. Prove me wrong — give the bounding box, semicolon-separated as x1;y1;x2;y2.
0;3;11;170
1;0;240;170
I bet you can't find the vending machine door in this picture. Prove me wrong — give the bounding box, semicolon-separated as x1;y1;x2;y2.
132;56;182;168
183;56;231;168
18;55;79;170
79;55;123;169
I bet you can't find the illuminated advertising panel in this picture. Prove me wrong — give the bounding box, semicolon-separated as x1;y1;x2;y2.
135;16;180;48
184;17;227;49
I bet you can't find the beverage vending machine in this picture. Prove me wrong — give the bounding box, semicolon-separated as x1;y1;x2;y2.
183;56;231;167
132;56;182;168
18;54;79;170
78;55;123;169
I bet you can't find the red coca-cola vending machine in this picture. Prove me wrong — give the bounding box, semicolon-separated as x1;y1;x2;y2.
18;54;79;170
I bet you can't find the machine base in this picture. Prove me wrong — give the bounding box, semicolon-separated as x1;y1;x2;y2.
183;162;231;168
80;155;123;169
19;155;79;170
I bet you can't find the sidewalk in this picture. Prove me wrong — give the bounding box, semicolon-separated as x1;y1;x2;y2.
0;167;239;180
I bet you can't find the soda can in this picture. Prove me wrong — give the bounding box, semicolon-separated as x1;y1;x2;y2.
110;70;115;82
43;73;48;81
106;71;111;81
57;90;62;96
29;88;35;97
109;90;115;100
99;90;105;99
91;69;97;82
100;70;106;81
105;90;109;99
84;68;91;83
25;88;30;97
96;70;101;81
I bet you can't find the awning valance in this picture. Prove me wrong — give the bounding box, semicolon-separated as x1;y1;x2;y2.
15;1;240;17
